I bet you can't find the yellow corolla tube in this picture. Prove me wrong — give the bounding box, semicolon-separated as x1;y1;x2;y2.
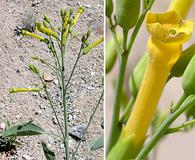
9;88;42;93
21;30;49;43
168;0;194;19
124;11;194;149
69;7;85;32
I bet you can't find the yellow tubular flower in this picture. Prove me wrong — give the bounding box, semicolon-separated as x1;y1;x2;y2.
63;14;69;30
21;30;48;43
9;88;41;93
36;23;58;39
124;11;193;148
168;0;194;19
73;7;84;25
69;7;84;32
83;37;104;54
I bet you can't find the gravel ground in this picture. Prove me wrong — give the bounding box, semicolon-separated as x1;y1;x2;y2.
0;0;103;159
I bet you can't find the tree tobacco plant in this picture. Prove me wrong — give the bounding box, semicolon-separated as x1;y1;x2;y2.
9;6;103;160
106;0;195;159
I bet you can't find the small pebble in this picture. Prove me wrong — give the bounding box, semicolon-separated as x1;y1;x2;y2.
68;124;87;141
54;79;58;85
68;114;73;121
19;55;25;62
44;73;54;82
48;136;54;144
16;114;22;119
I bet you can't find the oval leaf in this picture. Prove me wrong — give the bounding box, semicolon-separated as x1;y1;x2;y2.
89;135;104;151
41;142;56;160
2;121;44;138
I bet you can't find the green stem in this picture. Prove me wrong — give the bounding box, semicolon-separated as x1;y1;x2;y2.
39;75;66;147
171;93;187;112
142;0;147;11
136;95;195;159
127;0;155;54
119;96;135;124
48;36;62;88
166;119;195;134
61;46;69;160
106;54;128;154
48;36;61;69
47;20;61;66
109;18;123;57
38;58;60;72
72;90;104;160
123;29;128;51
60;24;70;159
65;44;83;89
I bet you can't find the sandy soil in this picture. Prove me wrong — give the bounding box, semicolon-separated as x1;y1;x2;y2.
0;0;103;159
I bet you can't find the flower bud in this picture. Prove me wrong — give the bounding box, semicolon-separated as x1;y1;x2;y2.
43;21;49;28
83;37;103;54
31;56;39;60
86;29;92;38
129;54;147;97
43;15;50;23
106;34;122;73
116;0;140;31
60;9;65;18
169;44;195;79
81;35;86;43
36;22;58;39
70;7;74;15
182;54;195;95
78;6;85;14
106;0;113;18
28;64;39;74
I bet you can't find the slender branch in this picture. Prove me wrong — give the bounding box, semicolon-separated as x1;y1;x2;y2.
47;35;62;89
142;0;147;11
60;44;70;160
72;90;104;160
38;75;66;145
106;54;128;154
166;119;195;134
65;44;83;89
136;95;195;159
48;36;61;69
123;29;128;52
37;58;60;72
108;18;123;58
171;93;187;112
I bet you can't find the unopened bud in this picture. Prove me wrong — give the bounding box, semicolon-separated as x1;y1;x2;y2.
28;64;39;74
